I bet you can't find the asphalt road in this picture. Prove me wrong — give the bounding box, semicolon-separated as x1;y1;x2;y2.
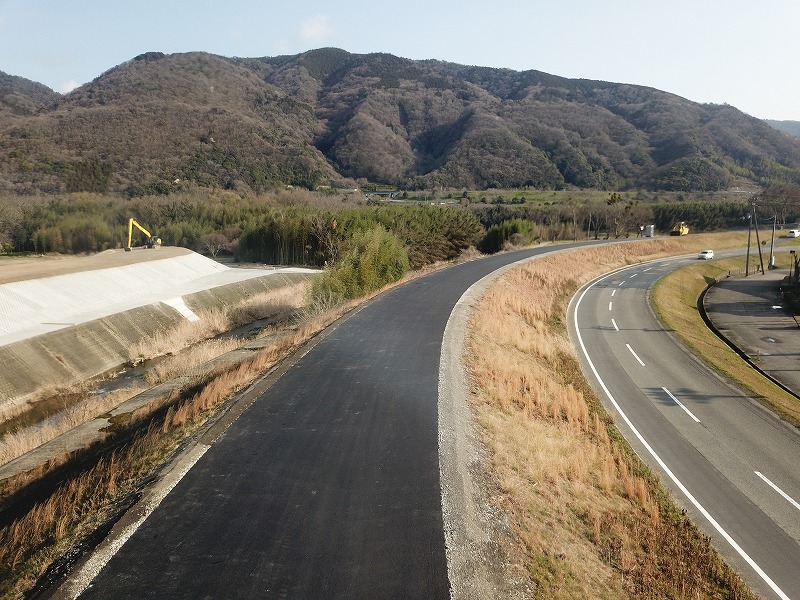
69;243;585;600
569;257;800;600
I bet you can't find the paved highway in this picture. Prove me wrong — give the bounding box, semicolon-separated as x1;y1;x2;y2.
65;244;589;600
569;257;800;600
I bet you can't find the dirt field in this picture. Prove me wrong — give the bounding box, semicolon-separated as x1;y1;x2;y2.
0;247;193;285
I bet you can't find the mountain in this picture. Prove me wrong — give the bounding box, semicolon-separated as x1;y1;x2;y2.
766;120;800;139
1;49;799;195
0;71;59;118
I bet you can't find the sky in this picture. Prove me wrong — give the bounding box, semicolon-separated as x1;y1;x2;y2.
1;0;799;121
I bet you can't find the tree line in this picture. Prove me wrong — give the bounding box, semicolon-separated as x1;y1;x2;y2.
3;188;799;266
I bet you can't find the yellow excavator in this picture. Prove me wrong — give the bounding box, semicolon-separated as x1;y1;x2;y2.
670;221;689;236
125;218;162;251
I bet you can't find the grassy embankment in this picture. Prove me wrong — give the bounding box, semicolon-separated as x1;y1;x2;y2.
466;233;764;598
651;253;800;425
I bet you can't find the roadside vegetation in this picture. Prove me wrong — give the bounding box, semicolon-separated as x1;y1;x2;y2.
467;234;758;598
2;185;799;259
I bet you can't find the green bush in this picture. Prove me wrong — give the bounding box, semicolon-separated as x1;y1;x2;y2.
478;218;538;254
310;225;409;307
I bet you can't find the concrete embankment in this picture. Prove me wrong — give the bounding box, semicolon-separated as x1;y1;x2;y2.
0;248;318;418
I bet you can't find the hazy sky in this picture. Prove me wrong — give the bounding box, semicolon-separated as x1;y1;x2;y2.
1;0;798;120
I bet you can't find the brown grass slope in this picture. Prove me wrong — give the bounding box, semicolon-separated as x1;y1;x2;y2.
2;49;800;194
468;239;756;598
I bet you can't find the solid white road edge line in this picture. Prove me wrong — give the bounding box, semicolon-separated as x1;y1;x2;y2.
755;471;800;512
56;443;211;600
626;343;645;366
574;278;790;600
662;387;701;423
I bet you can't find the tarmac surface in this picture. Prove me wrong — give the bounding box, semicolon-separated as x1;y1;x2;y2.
704;268;800;397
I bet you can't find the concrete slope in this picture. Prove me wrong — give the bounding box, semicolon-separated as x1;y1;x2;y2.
0;248;307;344
0;248;318;414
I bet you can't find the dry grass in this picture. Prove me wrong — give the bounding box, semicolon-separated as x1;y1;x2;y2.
127;283;308;365
0;386;144;467
467;236;756;598
0;283;310;466
0;425;176;597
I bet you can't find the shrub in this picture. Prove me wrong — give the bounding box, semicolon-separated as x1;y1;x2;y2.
478;218;538;254
310;225;409;306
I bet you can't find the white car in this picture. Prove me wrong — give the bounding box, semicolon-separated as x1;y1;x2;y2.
698;250;714;260
787;229;800;238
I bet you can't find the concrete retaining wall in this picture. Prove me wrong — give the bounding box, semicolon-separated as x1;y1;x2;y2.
0;250;317;418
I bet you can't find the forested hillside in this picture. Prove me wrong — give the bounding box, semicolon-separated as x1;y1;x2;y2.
766;120;800;138
2;48;800;195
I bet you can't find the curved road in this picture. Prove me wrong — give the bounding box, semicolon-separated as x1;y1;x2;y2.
569;257;800;600
63;243;592;600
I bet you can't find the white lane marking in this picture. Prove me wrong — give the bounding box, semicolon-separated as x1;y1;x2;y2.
611;319;619;331
59;444;211;598
643;267;652;272
629;273;638;278
611;289;616;297
755;471;800;512
662;387;701;423
609;301;613;311
626;344;645;366
574;279;790;600
618;281;624;287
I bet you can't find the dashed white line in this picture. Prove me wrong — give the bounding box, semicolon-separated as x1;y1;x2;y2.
611;289;616;297
629;273;638;278
662;387;701;423
611;319;619;331
626;343;645;366
608;301;613;311
755;471;800;512
618;281;624;287
574;278;789;600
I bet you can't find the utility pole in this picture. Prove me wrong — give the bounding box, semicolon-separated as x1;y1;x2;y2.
768;214;776;270
753;202;765;275
746;207;752;276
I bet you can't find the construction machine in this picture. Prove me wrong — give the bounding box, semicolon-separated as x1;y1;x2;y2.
125;218;162;250
670;221;689;236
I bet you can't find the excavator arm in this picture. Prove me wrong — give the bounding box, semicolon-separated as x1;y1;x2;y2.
126;218;162;250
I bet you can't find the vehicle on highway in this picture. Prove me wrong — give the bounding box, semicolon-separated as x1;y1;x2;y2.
698;249;714;260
